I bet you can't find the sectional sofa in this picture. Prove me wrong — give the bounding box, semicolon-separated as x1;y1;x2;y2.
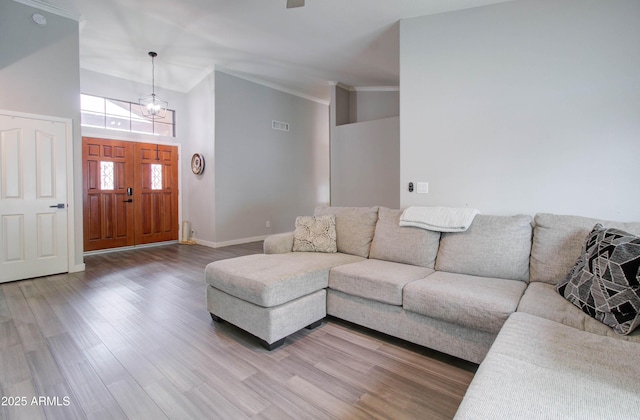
205;206;640;417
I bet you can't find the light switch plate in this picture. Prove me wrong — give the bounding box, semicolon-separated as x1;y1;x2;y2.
417;182;429;194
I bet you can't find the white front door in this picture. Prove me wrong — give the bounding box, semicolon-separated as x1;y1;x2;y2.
0;114;69;282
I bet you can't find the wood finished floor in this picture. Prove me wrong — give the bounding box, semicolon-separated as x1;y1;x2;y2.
0;242;477;420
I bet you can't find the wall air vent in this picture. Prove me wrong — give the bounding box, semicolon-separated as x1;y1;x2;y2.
272;120;290;132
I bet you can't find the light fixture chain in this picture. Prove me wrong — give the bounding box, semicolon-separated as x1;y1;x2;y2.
151;53;156;96
139;51;167;120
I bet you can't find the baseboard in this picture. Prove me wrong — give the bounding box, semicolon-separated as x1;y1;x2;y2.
83;241;179;256
194;235;268;249
69;263;86;273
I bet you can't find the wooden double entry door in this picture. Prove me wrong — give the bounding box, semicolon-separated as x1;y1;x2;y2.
83;137;179;252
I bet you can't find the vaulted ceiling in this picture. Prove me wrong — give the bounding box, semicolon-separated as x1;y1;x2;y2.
41;0;512;101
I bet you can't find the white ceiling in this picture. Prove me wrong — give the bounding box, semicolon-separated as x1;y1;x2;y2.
39;0;512;102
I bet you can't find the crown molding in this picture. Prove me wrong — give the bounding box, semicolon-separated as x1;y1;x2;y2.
328;81;353;91
329;81;399;92
353;86;400;92
217;68;329;105
11;0;80;21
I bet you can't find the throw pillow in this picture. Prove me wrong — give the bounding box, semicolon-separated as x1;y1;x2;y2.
557;224;640;335
292;215;337;253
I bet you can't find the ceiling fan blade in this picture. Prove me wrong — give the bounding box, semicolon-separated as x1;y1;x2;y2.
286;0;305;8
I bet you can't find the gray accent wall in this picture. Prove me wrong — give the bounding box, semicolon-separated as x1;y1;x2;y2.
213;71;330;243
0;1;83;267
331;117;400;208
330;84;400;209
185;73;216;243
400;0;640;221
349;90;400;124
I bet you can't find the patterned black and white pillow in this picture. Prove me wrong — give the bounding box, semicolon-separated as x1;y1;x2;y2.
292;215;337;253
557;224;640;335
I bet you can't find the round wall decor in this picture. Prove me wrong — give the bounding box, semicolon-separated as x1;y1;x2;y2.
191;153;205;174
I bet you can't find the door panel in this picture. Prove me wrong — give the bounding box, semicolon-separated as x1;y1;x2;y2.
134;143;178;245
82;138;134;251
0;115;69;283
82;138;178;251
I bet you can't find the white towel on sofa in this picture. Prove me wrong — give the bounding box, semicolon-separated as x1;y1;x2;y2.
399;206;479;232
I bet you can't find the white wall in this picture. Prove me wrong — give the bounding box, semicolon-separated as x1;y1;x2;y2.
213;71;330;244
400;0;640;221
0;1;84;268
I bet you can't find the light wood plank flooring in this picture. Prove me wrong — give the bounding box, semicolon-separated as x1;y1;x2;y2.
0;243;477;420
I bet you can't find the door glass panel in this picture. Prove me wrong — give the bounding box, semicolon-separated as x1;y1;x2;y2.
151;164;162;190
100;161;114;190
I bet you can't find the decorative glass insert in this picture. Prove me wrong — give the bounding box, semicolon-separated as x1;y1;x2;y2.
151;164;162;190
100;161;114;190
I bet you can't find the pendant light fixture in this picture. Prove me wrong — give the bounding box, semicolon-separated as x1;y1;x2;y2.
139;51;168;119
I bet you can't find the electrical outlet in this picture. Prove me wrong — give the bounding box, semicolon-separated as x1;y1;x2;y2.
266;221;271;228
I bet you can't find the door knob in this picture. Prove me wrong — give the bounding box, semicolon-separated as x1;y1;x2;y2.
49;203;65;209
123;199;133;203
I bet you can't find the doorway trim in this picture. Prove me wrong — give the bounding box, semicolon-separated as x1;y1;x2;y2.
0;109;81;274
80;128;182;255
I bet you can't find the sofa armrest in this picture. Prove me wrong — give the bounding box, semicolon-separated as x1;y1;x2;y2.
264;232;294;254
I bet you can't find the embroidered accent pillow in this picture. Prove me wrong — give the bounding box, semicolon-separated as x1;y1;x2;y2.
557;224;640;335
292;215;337;253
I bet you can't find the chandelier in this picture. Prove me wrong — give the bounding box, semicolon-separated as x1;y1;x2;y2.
139;51;168;119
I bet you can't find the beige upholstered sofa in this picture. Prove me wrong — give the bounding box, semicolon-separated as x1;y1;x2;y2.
455;213;640;419
205;207;640;417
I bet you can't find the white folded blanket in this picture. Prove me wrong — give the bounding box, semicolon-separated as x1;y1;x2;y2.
400;206;479;232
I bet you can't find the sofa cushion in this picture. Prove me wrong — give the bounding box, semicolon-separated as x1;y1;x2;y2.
205;252;363;307
314;206;378;258
328;289;494;364
517;282;640;343
435;214;533;281
369;208;441;268
557;224;640;335
530;213;640;284
403;271;527;334
292;215;337;253
453;312;640;420
329;259;433;306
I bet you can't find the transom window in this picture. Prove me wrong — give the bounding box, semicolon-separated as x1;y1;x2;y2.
81;94;175;137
